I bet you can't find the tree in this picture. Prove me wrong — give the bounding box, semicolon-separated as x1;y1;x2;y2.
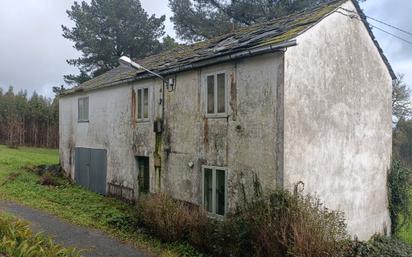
393;119;412;171
169;0;333;42
392;74;412;122
62;0;167;84
0;87;59;148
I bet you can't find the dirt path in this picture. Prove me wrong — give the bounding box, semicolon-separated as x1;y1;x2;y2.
0;200;148;257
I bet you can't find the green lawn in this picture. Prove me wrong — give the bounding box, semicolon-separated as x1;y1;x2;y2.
0;145;199;257
399;189;412;244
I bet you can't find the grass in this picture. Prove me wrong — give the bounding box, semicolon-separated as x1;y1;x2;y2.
399;188;412;244
0;145;200;257
0;211;81;257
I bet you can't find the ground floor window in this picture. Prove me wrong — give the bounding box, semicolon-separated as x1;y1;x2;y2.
202;166;227;216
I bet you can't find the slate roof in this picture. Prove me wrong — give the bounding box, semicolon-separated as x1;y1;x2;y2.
62;0;395;95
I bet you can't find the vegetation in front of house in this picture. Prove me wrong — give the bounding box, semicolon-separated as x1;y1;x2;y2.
398;188;412;243
138;191;412;257
388;161;411;235
348;235;412;257
0;145;200;257
138;190;349;257
0;145;411;257
0;212;81;257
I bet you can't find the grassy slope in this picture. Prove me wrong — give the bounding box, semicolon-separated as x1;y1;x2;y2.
0;145;198;257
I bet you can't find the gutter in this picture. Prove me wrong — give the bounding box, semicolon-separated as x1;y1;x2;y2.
61;40;297;96
155;40;297;78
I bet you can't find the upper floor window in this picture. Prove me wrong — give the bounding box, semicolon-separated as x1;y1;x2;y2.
205;72;227;117
136;87;150;122
202;166;227;216
78;97;89;122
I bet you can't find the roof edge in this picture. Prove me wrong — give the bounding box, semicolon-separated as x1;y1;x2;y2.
60;40;297;96
350;0;396;80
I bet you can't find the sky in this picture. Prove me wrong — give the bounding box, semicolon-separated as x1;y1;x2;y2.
0;0;410;98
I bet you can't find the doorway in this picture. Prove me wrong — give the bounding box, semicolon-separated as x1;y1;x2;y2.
75;147;107;195
136;156;150;194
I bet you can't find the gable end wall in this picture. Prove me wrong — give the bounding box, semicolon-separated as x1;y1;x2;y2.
283;1;392;239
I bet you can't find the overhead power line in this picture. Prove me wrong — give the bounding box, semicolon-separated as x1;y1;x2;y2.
370;24;412;45
337;7;412;46
366;16;412;37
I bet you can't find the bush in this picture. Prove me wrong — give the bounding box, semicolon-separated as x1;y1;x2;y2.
138;190;349;257
347;235;412;257
39;172;63;186
388;161;411;234
105;210;139;233
137;193;202;242
230;190;348;257
0;214;81;257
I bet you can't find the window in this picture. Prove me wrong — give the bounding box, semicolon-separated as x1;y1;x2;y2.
205;72;227;116
78;97;89;122
202;166;227;216
136;87;150;121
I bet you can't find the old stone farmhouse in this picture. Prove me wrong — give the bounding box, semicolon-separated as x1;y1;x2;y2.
59;0;395;240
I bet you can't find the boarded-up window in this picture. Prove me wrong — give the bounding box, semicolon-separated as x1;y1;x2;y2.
78;97;89;122
205;72;227;116
202;166;227;216
136;87;150;121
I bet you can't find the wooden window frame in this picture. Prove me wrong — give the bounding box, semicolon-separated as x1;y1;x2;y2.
201;165;228;217
204;71;228;118
78;96;89;123
135;86;151;122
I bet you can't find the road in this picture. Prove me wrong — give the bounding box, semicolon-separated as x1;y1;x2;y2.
0;200;148;257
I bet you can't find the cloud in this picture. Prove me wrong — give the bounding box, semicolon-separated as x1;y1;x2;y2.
0;0;178;97
0;0;80;96
0;0;410;97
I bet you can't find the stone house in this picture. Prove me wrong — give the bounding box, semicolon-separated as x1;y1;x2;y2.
59;0;395;239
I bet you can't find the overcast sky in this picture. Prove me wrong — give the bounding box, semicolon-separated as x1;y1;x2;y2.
0;0;410;98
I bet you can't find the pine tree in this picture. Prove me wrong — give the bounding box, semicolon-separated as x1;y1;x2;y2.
62;0;168;84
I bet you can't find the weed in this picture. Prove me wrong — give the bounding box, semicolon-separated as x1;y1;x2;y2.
138;190;349;257
39;172;63;186
347;235;412;257
388;161;411;234
0;212;81;257
0;145;197;257
1;172;21;186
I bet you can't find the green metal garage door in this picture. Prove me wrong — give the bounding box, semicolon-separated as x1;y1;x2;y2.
75;147;107;195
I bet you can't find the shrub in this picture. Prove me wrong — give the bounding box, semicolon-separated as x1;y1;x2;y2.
137;193;202;242
105;210;139;233
388;161;411;234
214;190;349;257
0;214;81;257
347;235;412;257
39;172;63;186
137;190;349;257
